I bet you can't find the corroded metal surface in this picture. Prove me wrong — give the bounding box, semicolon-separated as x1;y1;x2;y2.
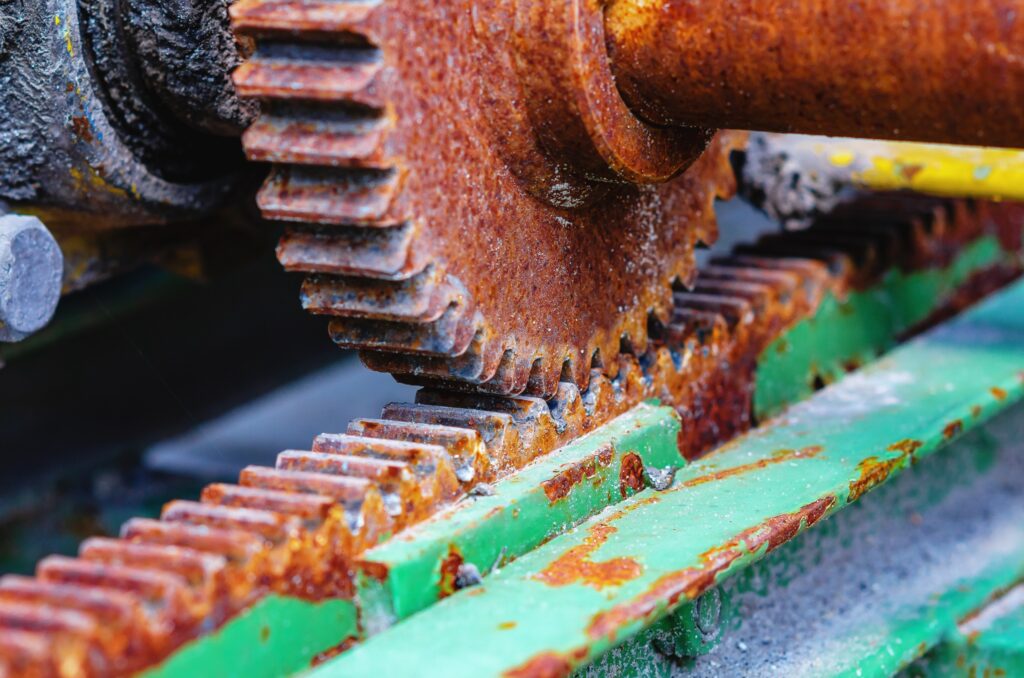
0;0;247;230
321;280;1024;676
230;0;741;397
605;0;1024;148
1;197;1020;676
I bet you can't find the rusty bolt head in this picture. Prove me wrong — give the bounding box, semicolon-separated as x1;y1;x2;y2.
0;215;63;342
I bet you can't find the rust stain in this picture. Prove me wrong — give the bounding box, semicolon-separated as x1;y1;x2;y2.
972;405;983;418
260;625;270;642
991;386;1008;401
358;560;389;583
888;439;924;457
502;652;573;678
585;497;835;641
498;621;517;630
438;544;464;598
542;443;614;504
534;523;643;590
849;457;902;503
944;419;964;439
619;452;646;498
674;445;825;492
310;636;358;666
71;116;94;143
848;439;921;502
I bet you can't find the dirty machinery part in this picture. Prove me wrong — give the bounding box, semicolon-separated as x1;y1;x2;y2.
230;0;1024;398
0;0;254;230
2;196;1022;676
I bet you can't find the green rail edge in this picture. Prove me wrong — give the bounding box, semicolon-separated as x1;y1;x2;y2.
316;276;1024;676
144;233;1019;677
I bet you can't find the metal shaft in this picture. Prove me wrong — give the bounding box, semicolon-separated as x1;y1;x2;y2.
604;0;1024;148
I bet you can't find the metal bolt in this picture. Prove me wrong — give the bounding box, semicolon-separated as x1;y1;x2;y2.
0;215;63;342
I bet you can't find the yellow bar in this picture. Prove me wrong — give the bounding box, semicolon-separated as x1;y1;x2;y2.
824;139;1024;202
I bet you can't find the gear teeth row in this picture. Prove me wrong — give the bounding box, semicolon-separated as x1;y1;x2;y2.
232;0;490;384
5;199;1021;676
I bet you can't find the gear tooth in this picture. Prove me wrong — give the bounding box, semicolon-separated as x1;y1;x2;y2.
380;403;525;472
525;357;564;398
674;291;755;330
0;628;68;675
336;300;476;356
36;556;193;641
79;539;226;597
161;501;302;545
237;466;392;547
347;418;494;484
415;390;559;464
201;483;335;522
257;166;406;226
302;267;454;322
233;44;384;105
547;382;588;437
244;106;394;168
230;0;380;34
277;223;419;278
0;599;97;636
0;577;140;631
304;436;464;511
121;518;264;563
359;330;504;389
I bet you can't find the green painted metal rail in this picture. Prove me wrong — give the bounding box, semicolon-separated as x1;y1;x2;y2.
316;278;1024;677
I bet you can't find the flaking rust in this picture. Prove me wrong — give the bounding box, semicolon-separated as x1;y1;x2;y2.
230;0;742;397
2;197;1023;676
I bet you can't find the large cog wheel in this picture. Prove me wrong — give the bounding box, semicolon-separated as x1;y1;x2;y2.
231;0;742;396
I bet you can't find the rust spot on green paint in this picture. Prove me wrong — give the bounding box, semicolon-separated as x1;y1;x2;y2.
991;386;1008;401
534;523;643;590
674;445;824;491
498;621;517;630
541;444;614;504
888;439;923;458
311;636;358;666
359;560;389;583
849;457;903;503
585;497;836;641
619;453;645;498
502;652;572;678
944;419;964;439
849;439;922;502
438;544;464;598
972;405;984;418
260;625;270;643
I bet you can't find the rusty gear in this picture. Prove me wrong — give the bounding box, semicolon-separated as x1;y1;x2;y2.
230;0;741;397
1;197;1021;676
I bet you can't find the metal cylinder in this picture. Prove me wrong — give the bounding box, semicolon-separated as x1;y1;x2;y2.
604;0;1024;148
0;215;63;342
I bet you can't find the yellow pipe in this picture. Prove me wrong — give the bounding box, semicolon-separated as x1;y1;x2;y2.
817;139;1024;202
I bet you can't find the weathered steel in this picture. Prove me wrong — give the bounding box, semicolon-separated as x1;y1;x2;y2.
605;0;1024;148
0;0;246;230
2;199;1021;676
318;277;1024;676
0;215;63;342
230;0;746;396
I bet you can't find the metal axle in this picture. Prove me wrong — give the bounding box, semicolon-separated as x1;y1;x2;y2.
604;0;1024;148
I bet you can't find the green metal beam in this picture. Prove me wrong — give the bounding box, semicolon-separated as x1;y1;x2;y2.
316;277;1024;677
755;235;1011;419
